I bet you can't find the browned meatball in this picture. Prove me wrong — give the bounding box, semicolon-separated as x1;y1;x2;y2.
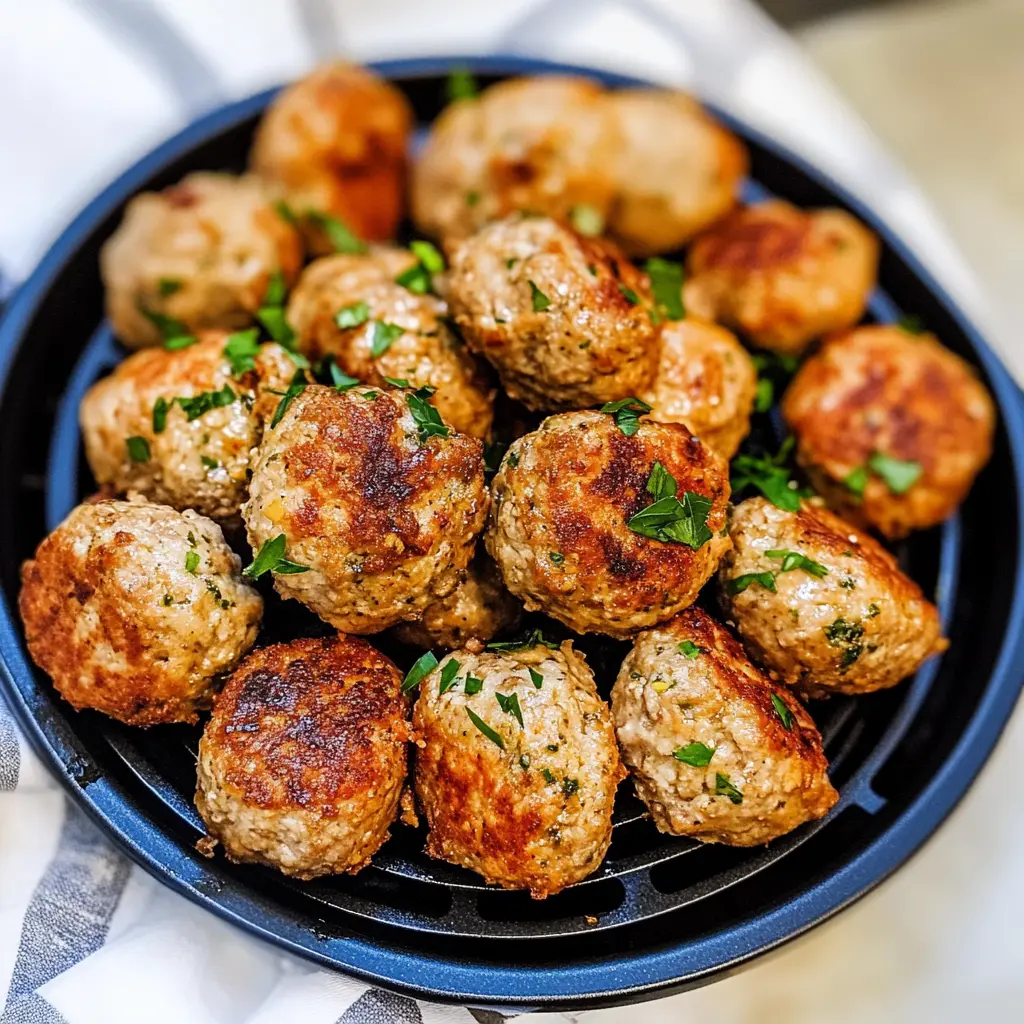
612;609;837;845
606;90;748;256
391;553;522;649
782;324;996;539
413;639;624;897
717;497;946;698
486;410;731;639
18;498;262;726
80;331;295;525
243;383;488;634
101;173;303;349
446;216;659;411
195;635;409;878
287;249;494;438
411;76;621;242
642;317;757;459
684;200;879;355
250;61;413;254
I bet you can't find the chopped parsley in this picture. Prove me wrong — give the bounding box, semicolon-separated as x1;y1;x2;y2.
438;658;462;694
645;258;684;321
256;306;296;348
446;66;479;102
673;741;714;767
185;550;200;575
383;376;412;389
164;334;198;351
483;439;509;478
402;651;439;694
600;396;651;437
730;437;808;512
368;320;404;357
727;571;778;595
562;777;579;797
263;270;287;307
896;313;925;335
569;204;604;237
152;397;168;434
125;436;150;462
268;369;308;428
395;240;446;295
751;351;800;414
406;386;450;444
844;465;869;498
223;328;261;376
528;280;550;312
495;691;524;728
274;200;297;224
846;451;922;497
765;549;828;578
200;455;219;470
519;754;531;770
336;302;371;329
771;693;795;730
306;210;366;253
507;451;520;468
466;190;480;207
627;462;714;549
157;278;181;297
617;283;640;306
243;534;310;580
328;361;360;391
824;617;865;669
715;772;743;804
467;707;503;749
487;630;558;653
542;768;556;784
677;640;702;658
529;668;543;688
139;304;194;350
464;675;483;695
548;551;565;567
176;384;235;422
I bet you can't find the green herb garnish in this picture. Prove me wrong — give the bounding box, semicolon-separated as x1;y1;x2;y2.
438;658;462;694
306;210;366;253
868;452;922;494
727;571;778;595
617;283;640;306
674;742;714;767
126;436;150;462
335;302;371;329
771;693;795;730
549;551;565;566
765;549;828;579
529;668;543;688
402;651;439;694
158;278;181;297
627;462;714;549
730;437;808;512
715;772;743;804
569;204;604;237
185;551;200;575
824;617;865;669
896;314;925;335
368;320;404;357
243;533;310;580
152;397;168;434
467;707;503;749
600;396;651;437
562;777;579;797
406;387;450;444
201;455;219;470
446;66;479;102
495;691;524;728
223;328;261;376
396;240;446;295
176;384;235;422
268;369;308;428
677;640;702;658
256;306;296;348
528;280;550;312
483;439;508;478
487;630;559;653
645;257;684;321
329;362;360;391
464;675;483;695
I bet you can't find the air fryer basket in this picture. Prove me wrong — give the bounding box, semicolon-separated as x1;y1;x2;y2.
0;58;1022;1010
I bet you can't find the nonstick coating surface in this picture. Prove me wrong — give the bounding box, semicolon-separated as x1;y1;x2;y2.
1;56;1023;1010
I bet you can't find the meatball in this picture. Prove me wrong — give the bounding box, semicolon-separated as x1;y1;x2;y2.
606;90;747;257
487;410;731;639
243;383;488;634
717;497;946;698
413;639;624;897
250;61;413;254
287;249;494;438
612;609;837;845
18;497;262;726
80;331;296;525
642;317;757;459
391;553;522;649
782;324;996;539
446;216;659;411
684;200;879;355
411;75;621;243
101;172;303;349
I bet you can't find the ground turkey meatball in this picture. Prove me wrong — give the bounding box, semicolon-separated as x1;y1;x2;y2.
642;317;757;459
18;498;262;726
243;383;487;634
606;90;748;257
413;639;624;897
195;634;408;879
287;249;494;437
80;332;295;525
446;216;658;411
102;172;303;349
487;411;731;639
612;609;837;845
411;76;621;243
250;61;412;254
391;553;522;649
684;200;879;355
782;324;996;539
717;497;946;698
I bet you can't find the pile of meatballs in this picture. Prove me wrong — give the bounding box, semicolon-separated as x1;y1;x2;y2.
17;63;996;900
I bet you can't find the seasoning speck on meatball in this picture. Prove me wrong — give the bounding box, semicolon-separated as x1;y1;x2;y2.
413;638;624;897
18;497;262;726
195;634;409;879
612;608;838;845
717;497;947;698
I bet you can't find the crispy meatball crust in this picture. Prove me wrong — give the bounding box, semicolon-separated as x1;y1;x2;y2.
612;609;837;845
18;498;262;726
287;249;494;438
250;62;413;254
782;324;996;539
642;317;757;459
413;641;624;897
606;90;748;257
80;332;295;525
101;172;303;349
446;216;659;411
391;553;522;649
717;498;946;698
411;76;621;243
243;383;488;634
195;635;409;879
684;200;879;355
487;411;731;639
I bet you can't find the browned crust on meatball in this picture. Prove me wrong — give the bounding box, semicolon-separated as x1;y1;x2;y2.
781;325;996;538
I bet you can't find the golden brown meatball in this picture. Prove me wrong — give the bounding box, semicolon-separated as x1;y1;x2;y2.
195;635;409;879
642;317;757;459
781;324;996;539
249;61;412;254
605;90;747;257
80;331;296;525
446;216;658;411
717;497;946;698
18;498;262;726
101;172;303;349
612;609;837;845
391;553;522;649
486;411;731;639
243;383;488;634
411;75;621;243
413;639;624;898
287;249;494;438
684;200;879;355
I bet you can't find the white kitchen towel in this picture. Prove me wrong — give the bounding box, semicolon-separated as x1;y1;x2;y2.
0;2;1004;1023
